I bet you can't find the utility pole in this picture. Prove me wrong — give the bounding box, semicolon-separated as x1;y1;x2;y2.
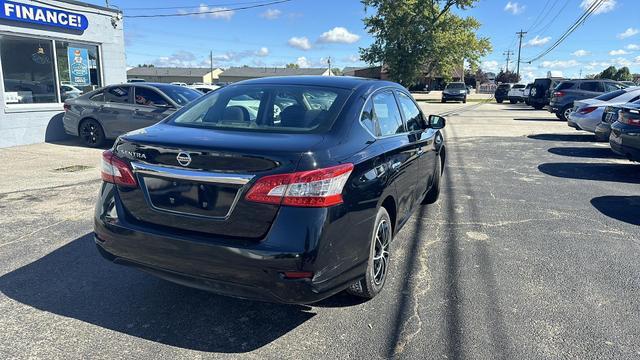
327;56;332;76
209;50;213;85
503;50;514;73
515;30;527;79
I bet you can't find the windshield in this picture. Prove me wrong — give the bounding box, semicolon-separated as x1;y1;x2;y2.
513;84;526;89
446;83;466;89
169;84;351;133
497;84;511;90
154;84;202;106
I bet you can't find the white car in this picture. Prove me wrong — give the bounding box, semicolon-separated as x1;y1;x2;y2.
507;84;526;103
187;84;220;94
523;83;533;104
569;86;640;133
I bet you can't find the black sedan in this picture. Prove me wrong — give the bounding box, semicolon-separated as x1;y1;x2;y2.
94;76;446;304
610;103;640;161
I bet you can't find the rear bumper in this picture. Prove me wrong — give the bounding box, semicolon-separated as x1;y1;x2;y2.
62;113;79;136
610;128;640;161
94;183;372;304
595;123;611;141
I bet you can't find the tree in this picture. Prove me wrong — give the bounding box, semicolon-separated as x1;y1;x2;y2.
597;66;617;80
592;66;633;81
495;70;520;83
332;67;342;76
614;67;632;81
360;0;491;86
136;63;154;68
285;63;300;69
474;68;489;84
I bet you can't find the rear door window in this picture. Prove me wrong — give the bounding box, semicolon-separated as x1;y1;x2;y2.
105;86;131;103
555;82;575;91
372;91;404;136
579;81;603;92
134;87;169;107
89;91;104;102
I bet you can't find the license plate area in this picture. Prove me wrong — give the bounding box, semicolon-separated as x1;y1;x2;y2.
141;175;242;219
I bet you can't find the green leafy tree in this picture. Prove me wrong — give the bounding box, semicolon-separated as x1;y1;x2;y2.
614;67;632;81
495;70;520;83
360;0;491;86
597;66;617;80
285;63;300;69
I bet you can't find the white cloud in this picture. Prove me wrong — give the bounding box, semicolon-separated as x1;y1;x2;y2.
585;61;611;70
626;44;640;50
296;56;312;68
260;8;282;20
540;59;581;70
151;51;207;67
256;47;269;57
480;60;499;72
609;49;628;55
525;35;551;47
572;49;590;57
580;0;616;15
504;2;525;15
611;57;632;67
617;28;639;39
317;27;360;44
288;36;312;50
344;54;361;63
635;56;640;64
179;5;235;20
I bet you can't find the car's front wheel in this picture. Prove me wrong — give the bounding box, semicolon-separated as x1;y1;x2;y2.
422;155;442;204
79;119;105;148
347;207;392;300
560;105;573;121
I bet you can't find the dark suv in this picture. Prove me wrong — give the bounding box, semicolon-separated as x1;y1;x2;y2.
528;78;563;110
494;83;512;103
549;79;625;121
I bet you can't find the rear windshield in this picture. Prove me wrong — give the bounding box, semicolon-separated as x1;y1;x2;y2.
497;84;511;89
169;84;351;133
513;84;526;89
446;83;466;89
555;82;575;91
595;89;627;101
153;84;202;106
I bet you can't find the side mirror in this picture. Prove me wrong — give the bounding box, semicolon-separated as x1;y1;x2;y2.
428;115;446;129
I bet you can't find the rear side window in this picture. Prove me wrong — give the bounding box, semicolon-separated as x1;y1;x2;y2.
605;82;624;92
170;84;350;133
595;89;626;101
555;82;575;91
89;91;104;102
372;91;404;136
579;81;603;92
135;87;169;107
397;92;423;131
105;86;131;103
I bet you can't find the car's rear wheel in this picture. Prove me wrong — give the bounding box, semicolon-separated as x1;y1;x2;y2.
532;104;544;110
422;155;442;204
560;105;573;122
347;207;392;300
79;119;105;148
510;99;517;104
497;99;503;103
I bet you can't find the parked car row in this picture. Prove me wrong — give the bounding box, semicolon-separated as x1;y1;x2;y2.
566;86;640;162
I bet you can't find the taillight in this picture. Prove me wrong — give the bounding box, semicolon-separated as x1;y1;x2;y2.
578;106;597;115
101;150;137;187
620;109;640;126
553;91;565;97
245;163;354;207
63;104;70;111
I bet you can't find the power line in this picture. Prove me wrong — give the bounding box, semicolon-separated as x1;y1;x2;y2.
524;0;605;63
530;0;571;38
124;0;291;18
121;1;275;11
525;0;553;33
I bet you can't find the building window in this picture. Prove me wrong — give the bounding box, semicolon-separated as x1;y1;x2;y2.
55;41;101;101
0;35;57;104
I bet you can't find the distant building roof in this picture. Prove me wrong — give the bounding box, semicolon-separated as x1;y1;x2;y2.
220;67;330;78
342;67;368;76
127;67;219;77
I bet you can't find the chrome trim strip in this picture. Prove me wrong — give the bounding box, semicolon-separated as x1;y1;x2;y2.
131;162;254;185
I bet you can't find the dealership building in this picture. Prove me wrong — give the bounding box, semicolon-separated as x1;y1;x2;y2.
0;0;125;148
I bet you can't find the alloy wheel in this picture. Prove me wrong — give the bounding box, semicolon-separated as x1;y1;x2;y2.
80;121;102;146
372;219;391;285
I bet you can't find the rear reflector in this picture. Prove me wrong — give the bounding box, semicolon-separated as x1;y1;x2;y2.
578;106;597;115
63;104;70;112
282;271;314;279
553;91;565;97
101;150;137;187
245;163;354;207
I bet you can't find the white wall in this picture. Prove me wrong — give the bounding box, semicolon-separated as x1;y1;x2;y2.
0;0;125;148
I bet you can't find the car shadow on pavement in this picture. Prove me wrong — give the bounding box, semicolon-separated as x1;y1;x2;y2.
548;147;624;159
45;137;114;150
0;234;314;353
528;133;597;142
538;163;640;184
591;196;640;226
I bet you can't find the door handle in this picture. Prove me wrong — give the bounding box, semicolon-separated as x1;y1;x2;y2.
391;162;401;170
417;148;424;156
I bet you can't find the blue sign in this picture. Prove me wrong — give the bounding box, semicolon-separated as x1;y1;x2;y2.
0;0;88;31
68;47;90;86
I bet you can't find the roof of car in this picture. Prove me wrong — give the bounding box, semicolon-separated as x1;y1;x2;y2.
228;75;400;90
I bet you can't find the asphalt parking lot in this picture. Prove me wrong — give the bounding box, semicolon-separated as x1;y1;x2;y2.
1;101;639;359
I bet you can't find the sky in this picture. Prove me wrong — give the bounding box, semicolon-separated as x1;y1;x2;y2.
86;0;640;82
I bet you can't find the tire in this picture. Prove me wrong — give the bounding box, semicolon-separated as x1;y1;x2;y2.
463;98;467;104
347;207;392;300
441;99;446;103
497;99;503;104
422;155;442;204
78;119;105;148
555;112;563;120
510;99;517;104
533;104;544;110
560;105;573;122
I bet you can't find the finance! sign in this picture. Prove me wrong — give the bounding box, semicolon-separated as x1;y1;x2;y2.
0;0;88;31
